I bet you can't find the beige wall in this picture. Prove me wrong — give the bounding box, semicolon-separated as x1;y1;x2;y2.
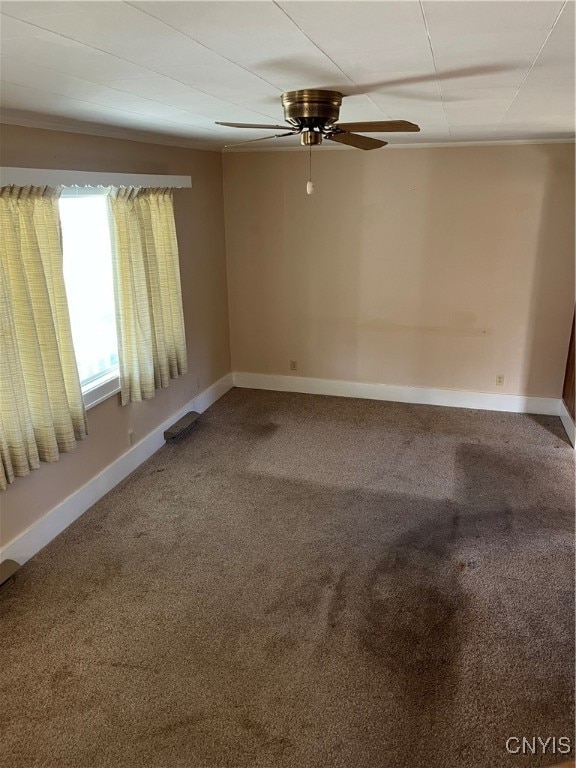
0;124;231;547
224;144;575;398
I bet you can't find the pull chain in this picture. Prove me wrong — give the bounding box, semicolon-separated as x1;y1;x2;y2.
306;144;315;195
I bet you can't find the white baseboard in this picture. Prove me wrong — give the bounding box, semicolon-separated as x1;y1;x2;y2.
232;372;561;416
1;373;233;568
559;400;576;447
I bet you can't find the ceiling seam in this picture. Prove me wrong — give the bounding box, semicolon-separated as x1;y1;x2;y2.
123;1;284;95
272;1;393;120
0;10;280;123
224;137;575;153
497;0;568;128
418;0;451;138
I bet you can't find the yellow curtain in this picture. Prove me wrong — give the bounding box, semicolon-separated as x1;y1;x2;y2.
0;186;88;491
108;187;187;405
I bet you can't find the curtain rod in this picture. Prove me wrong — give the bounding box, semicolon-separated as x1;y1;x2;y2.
0;168;192;189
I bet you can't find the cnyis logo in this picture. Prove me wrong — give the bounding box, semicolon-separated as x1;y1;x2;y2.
505;736;572;755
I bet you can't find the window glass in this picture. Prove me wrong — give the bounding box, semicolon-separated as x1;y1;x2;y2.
59;190;119;391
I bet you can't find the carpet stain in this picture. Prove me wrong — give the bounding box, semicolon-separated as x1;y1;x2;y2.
264;566;334;618
326;570;349;629
244;421;280;437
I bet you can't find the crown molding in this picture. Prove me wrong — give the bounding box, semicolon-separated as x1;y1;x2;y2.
2;113;572;154
223;138;576;153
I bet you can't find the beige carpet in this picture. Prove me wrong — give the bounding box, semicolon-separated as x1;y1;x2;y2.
1;388;574;768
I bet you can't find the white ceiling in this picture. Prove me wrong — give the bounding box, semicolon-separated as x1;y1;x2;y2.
0;0;574;151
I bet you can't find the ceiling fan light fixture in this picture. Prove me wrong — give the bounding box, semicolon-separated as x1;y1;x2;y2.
301;130;323;146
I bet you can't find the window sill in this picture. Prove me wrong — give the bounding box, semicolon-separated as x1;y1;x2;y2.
83;375;120;410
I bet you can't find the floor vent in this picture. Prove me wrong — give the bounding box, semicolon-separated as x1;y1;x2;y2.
164;411;200;443
0;559;20;592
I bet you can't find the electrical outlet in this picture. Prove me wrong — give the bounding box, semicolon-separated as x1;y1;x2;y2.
289;360;298;371
128;429;136;446
496;374;505;387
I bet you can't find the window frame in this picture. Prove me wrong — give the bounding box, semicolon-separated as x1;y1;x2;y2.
82;374;120;410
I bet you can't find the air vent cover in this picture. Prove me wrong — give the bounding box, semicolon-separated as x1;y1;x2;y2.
164;411;200;442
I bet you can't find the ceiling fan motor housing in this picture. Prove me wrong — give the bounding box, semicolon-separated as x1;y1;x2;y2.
282;90;343;142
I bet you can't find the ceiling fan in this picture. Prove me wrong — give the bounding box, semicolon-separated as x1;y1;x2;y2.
216;90;420;150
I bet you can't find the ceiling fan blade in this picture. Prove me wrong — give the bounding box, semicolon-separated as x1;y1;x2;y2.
328;133;388;151
336;120;420;133
354;64;519;90
257;60;518;98
224;132;296;148
216;121;288;129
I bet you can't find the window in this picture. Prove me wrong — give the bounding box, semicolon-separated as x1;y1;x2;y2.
1;168;191;414
59;187;119;408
